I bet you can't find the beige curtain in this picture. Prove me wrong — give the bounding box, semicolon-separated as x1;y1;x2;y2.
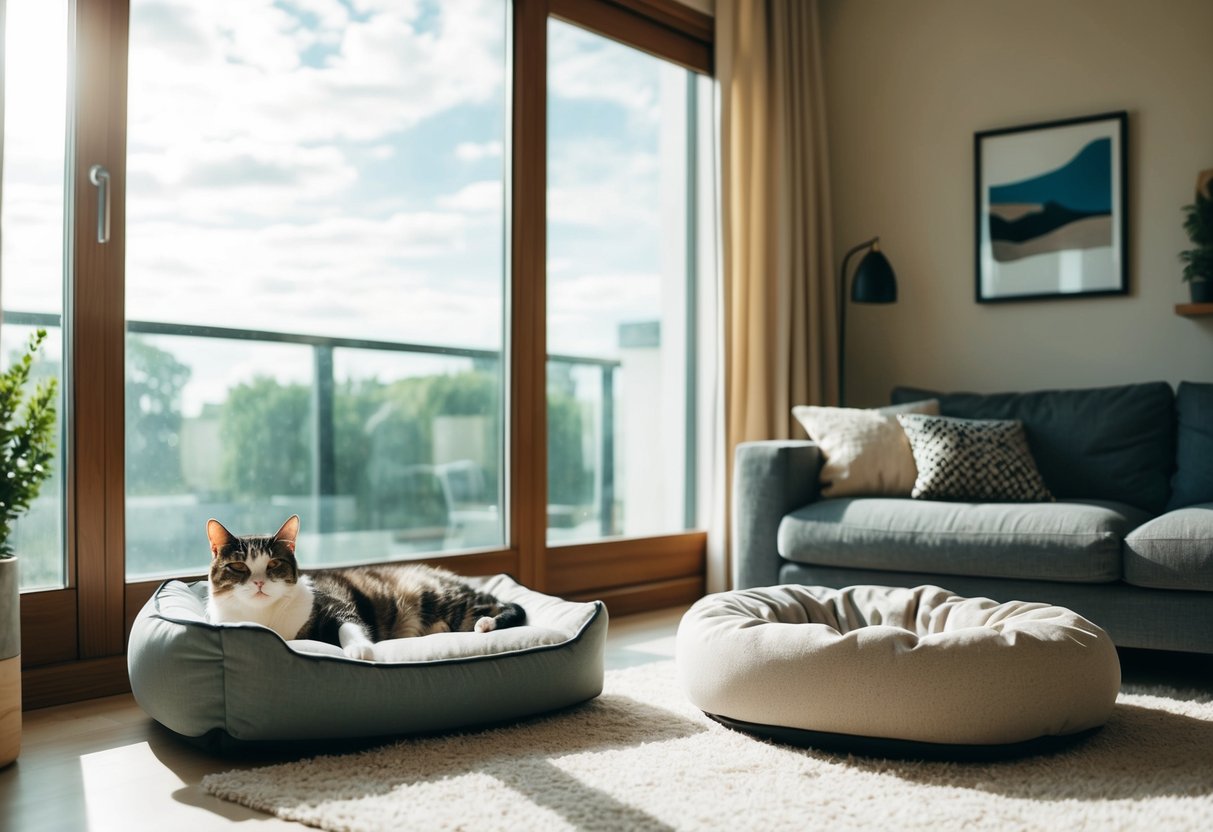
710;0;835;591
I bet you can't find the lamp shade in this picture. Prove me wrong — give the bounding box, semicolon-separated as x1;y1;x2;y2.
851;249;897;304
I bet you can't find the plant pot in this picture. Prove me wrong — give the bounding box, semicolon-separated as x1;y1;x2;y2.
1190;278;1213;304
0;557;20;768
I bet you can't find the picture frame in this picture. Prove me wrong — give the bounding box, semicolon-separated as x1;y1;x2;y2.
975;111;1128;303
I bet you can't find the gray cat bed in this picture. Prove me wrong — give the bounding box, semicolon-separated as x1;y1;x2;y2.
676;584;1120;760
128;574;606;752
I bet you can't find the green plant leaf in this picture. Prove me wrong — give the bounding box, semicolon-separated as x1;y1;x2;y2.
0;329;58;557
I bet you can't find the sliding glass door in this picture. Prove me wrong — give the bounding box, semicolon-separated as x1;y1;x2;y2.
0;0;72;591
122;0;509;577
4;0;715;702
546;18;706;544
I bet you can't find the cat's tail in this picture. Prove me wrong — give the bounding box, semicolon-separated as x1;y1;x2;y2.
473;599;527;633
493;600;526;630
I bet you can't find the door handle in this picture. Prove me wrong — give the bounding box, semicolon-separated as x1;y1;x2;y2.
88;164;110;244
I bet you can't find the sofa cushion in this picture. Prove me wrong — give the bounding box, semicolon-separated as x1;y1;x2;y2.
1168;382;1213;511
791;399;939;497
1123;504;1213;592
891;382;1175;515
777;497;1151;583
898;414;1053;502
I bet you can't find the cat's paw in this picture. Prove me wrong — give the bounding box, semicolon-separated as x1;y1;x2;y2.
474;616;497;633
343;643;375;661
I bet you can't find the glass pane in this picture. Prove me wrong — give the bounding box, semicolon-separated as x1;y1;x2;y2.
546;20;701;543
124;0;508;579
0;0;70;590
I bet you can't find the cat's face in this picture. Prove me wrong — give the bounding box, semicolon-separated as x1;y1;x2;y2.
207;515;301;607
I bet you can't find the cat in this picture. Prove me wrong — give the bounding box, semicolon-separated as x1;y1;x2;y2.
205;514;526;660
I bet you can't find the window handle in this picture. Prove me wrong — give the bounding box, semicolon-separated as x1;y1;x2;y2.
88;164;110;244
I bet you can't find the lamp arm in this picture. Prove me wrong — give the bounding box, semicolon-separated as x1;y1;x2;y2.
837;237;879;407
841;237;880;268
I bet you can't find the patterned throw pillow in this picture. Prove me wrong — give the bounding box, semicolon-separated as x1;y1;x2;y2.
896;414;1054;502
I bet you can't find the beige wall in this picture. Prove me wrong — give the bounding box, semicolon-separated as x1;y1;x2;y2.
821;0;1213;406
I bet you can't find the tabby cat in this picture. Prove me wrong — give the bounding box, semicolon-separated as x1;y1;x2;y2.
205;515;526;660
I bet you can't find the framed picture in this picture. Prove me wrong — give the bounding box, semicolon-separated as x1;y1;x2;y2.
975;111;1128;303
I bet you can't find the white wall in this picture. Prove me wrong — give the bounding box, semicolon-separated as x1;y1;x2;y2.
821;0;1213;406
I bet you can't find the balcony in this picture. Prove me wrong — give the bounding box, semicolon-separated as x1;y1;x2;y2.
3;310;624;582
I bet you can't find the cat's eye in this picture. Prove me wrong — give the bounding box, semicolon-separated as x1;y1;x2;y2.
268;559;282;569
225;563;249;574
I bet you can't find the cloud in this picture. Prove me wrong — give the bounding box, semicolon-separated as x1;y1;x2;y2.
454;141;504;161
350;0;422;14
2;0;69;174
547;139;661;230
120;0;509;237
128;0;505;148
437;180;503;214
1;181;67;315
280;0;352;31
547;272;663;357
127;141;359;222
123;210;505;358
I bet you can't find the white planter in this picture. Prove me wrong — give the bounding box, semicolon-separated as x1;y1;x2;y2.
0;557;20;768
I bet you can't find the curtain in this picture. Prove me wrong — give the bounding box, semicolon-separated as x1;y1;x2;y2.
710;0;835;592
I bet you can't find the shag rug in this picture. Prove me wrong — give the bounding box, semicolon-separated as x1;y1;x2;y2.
202;660;1213;831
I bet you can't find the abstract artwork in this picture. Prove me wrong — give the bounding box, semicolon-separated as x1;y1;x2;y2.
975;112;1128;302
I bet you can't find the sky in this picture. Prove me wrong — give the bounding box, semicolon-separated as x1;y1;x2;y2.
1;0;697;414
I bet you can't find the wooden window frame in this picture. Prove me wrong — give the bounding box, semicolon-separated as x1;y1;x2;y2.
551;0;711;74
18;0;713;709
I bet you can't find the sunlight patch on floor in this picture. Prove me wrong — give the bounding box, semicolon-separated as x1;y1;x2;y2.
81;742;186;832
620;635;677;659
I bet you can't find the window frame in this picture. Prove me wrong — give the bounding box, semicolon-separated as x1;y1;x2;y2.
17;0;713;708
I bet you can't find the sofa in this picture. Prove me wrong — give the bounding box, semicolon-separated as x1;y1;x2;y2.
734;381;1213;654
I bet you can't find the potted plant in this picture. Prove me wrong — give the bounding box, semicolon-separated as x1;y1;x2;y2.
1180;176;1213;303
1;329;58;768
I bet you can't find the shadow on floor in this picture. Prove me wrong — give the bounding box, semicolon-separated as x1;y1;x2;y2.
1118;647;1213;698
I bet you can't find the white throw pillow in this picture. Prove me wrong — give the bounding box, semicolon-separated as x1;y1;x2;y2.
792;399;940;497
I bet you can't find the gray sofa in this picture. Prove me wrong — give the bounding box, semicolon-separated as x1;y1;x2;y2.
734;381;1213;654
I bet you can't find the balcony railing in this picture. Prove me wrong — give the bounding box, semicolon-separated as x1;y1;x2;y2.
3;310;620;547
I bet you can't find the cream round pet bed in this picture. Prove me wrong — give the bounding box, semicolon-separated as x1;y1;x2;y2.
676;584;1120;759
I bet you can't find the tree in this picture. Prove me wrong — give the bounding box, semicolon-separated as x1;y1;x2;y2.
359;368;501;531
547;365;591;508
125;336;190;495
214;363;593;532
219;376;313;497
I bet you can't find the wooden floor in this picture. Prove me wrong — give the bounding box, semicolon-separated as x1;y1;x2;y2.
3;608;1212;832
0;605;687;832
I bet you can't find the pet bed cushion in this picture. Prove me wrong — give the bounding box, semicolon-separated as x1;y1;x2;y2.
676;584;1119;759
128;574;606;750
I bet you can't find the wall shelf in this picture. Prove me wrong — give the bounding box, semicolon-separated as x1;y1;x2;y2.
1175;303;1213;317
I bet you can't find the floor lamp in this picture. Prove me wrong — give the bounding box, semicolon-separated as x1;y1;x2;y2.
838;237;897;406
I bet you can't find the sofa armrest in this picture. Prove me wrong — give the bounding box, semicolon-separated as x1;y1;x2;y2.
732;440;823;589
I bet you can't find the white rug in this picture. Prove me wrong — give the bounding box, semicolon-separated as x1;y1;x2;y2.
202;660;1213;831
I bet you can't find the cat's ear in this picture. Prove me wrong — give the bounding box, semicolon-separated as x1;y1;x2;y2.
273;515;300;552
207;518;236;558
